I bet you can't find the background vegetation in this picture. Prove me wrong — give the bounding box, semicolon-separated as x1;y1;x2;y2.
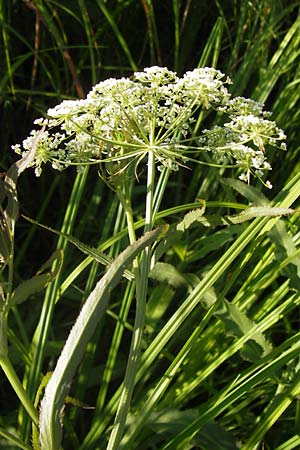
1;1;300;449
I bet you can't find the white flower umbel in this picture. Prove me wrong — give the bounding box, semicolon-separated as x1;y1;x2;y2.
12;66;286;187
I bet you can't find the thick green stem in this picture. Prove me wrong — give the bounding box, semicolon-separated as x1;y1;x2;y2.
144;149;155;233
107;150;156;450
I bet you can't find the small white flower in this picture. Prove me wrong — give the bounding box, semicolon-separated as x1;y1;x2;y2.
265;180;273;189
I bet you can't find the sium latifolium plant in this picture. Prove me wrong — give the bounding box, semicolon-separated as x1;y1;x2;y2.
10;66;287;449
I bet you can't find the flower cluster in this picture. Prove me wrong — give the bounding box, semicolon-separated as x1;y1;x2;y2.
199;95;286;186
12;66;286;186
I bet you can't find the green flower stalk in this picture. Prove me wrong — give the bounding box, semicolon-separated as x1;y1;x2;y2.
11;66;287;449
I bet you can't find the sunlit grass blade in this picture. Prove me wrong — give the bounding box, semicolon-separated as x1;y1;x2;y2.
253;14;300;104
95;0;138;71
274;435;300;450
161;331;300;450
197;16;224;68
76;0;99;85
242;368;300;450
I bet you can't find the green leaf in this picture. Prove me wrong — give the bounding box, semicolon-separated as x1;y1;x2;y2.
225;206;295;224
214;298;273;362
202;289;272;362
11;249;63;306
152;207;205;265
176;207;206;231
39;226;165;450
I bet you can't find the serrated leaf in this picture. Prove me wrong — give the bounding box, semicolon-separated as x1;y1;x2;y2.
151;207;205;266
11;249;63;305
225;206;294;224
201;290;272;362
176;207;205;232
214;298;273;362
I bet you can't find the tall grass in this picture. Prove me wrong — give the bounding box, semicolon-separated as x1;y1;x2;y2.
1;1;300;449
